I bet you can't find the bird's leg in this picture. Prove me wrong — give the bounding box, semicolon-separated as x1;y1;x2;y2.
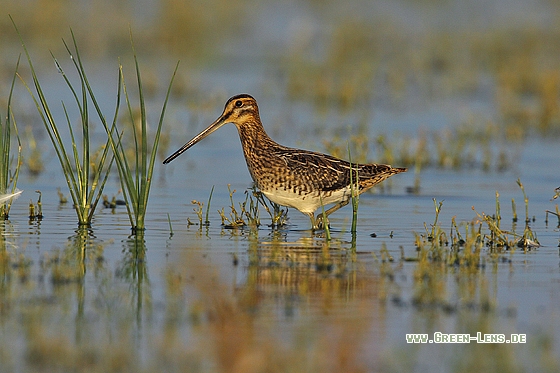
307;213;319;231
314;199;351;229
315;215;329;230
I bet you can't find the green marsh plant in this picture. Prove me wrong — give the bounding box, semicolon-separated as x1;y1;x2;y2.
470;180;540;251
188;187;214;228
16;17;178;231
218;185;251;228
215;185;273;229
217;185;242;228
0;57;22;219
102;37;178;233
15;21;113;227
244;189;261;227
191;200;204;226
204;185;214;226
167;213;173;236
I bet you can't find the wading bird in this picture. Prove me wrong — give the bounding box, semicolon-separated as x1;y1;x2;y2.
163;94;406;229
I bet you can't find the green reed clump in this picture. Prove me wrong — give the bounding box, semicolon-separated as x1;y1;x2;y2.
414;199;451;263
413;199;499;272
0;57;22;219
412;249;448;309
17;18;178;232
472;207;512;250
471;180;539;251
15;21;113;227
412;216;487;314
101;38;178;233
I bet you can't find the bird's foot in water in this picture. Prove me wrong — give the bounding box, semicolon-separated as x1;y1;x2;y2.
313;214;331;231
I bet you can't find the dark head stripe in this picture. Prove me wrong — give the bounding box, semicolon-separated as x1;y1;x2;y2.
226;94;255;106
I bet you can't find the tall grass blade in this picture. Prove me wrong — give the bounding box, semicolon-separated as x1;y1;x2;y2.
167;213;174;236
1;55;23;219
348;145;359;234
205;185;214;226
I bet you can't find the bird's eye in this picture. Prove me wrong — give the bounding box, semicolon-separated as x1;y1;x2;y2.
235;100;243;108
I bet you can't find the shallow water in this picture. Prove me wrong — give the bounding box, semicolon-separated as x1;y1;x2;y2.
2;112;560;371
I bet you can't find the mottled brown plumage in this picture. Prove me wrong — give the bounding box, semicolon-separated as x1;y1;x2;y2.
163;94;406;229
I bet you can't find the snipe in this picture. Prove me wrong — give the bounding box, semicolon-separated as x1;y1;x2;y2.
163;94;406;229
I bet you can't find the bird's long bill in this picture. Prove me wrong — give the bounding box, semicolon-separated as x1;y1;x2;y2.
163;116;227;164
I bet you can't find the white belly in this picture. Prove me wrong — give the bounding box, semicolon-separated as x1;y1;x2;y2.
261;186;352;215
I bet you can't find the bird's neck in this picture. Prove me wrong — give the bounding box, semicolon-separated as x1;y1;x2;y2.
237;120;276;153
236;120;279;183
